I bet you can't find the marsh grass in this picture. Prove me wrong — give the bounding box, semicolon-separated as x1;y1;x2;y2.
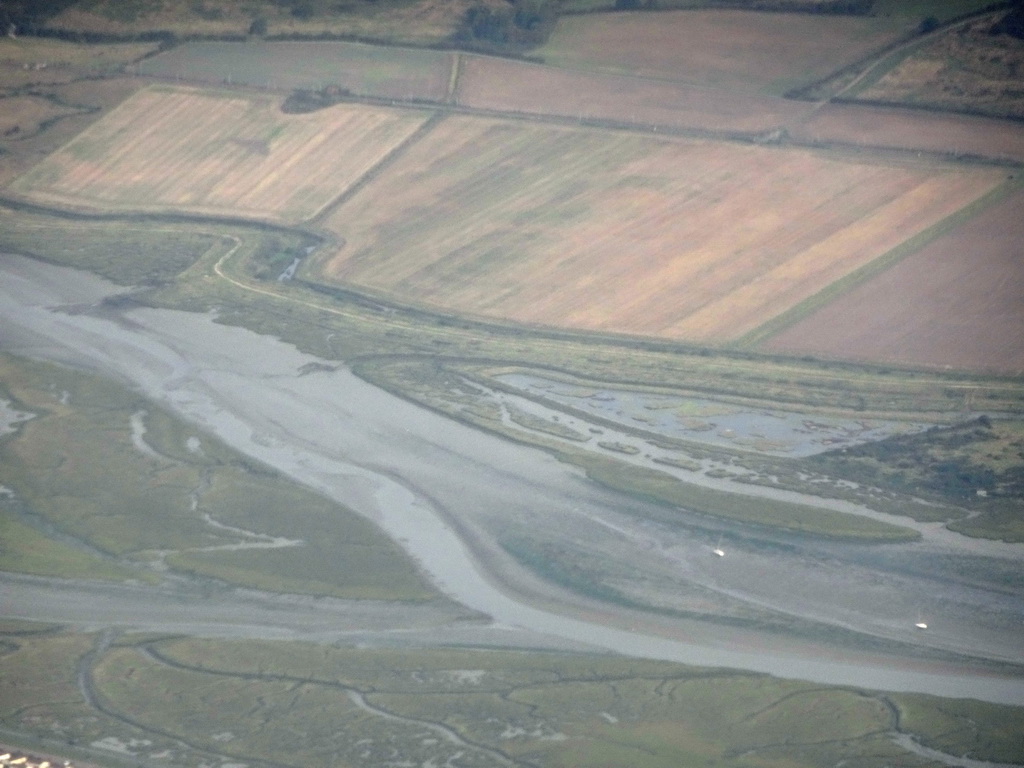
6;629;1018;768
891;692;1024;764
58;635;1024;768
0;206;219;286
0;353;435;599
0;511;140;581
569;451;920;541
167;465;433;600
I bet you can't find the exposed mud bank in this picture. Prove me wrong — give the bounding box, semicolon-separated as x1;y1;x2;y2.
1;254;1022;704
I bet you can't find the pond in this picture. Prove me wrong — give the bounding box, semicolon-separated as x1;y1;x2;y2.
497;373;929;457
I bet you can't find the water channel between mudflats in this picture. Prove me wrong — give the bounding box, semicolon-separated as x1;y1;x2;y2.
1;254;1023;706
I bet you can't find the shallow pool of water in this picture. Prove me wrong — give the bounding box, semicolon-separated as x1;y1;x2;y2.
498;373;929;456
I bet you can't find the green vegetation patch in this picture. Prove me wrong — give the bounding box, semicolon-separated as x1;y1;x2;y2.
811;416;1024;541
0;632;95;720
3;629;1023;768
892;692;1024;764
0;206;219;286
82;636;1024;767
0;352;434;598
573;451;919;541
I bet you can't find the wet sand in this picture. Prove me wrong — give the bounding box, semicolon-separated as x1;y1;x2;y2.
1;254;1022;704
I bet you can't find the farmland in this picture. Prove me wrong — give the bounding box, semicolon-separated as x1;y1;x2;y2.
2;14;1024;768
136;40;455;102
0;37;158;89
316;113;1005;343
10;85;430;224
536;10;907;96
455;54;807;135
763;187;1024;373
793;102;1024;163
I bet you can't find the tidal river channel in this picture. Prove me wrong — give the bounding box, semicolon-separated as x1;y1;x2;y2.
1;254;1023;705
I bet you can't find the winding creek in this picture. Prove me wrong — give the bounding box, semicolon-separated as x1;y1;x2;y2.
1;254;1023;707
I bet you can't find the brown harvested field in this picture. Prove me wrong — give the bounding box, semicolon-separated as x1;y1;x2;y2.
456;55;809;135
317;114;1005;343
761;187;1024;374
10;86;430;224
536;10;906;95
792;103;1024;163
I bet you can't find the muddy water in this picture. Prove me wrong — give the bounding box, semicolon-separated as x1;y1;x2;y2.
498;373;929;456
1;254;1023;705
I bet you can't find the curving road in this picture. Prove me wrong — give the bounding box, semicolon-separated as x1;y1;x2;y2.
1;254;1023;705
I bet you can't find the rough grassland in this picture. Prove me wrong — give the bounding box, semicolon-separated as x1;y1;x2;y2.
45;0;471;45
763;187;1024;373
853;16;1024;119
0;37;158;88
318;113;1004;343
536;10;906;96
0;97;82;141
10;85;429;224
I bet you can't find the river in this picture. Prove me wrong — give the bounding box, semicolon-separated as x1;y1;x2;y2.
1;254;1022;705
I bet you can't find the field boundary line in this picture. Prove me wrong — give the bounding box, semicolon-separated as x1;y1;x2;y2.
446;52;462;104
309;110;446;226
735;176;1024;350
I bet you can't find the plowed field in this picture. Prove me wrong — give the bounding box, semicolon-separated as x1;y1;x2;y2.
11;86;429;224
537;10;903;95
456;56;805;135
318;114;1005;342
762;187;1024;373
792;103;1024;163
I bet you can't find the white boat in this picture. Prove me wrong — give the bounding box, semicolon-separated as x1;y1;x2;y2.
915;620;928;630
712;537;725;557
